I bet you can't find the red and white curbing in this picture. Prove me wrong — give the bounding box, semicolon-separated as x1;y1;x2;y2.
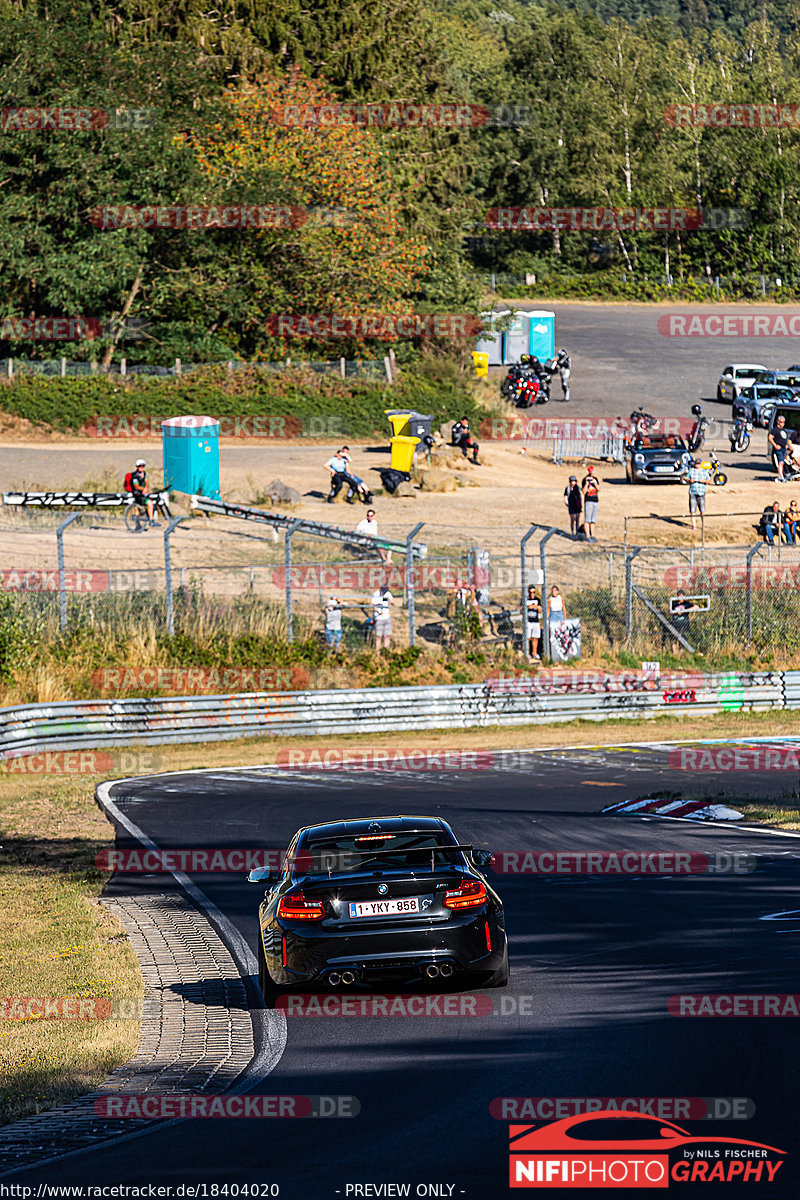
602;797;744;821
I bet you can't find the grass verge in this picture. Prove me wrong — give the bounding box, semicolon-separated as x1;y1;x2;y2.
0;776;142;1126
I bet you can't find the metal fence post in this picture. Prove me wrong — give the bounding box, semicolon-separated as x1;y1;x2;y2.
539;528;560;660
406;522;425;646
56;512;82;631
746;542;763;646
164;517;187;635
625;546;643;645
520;525;539;660
284;519;301;642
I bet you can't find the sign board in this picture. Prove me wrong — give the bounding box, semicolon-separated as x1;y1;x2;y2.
669;594;711;614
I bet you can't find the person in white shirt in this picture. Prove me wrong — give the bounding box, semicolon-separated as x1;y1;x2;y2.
355;510;391;563
370;586;393;650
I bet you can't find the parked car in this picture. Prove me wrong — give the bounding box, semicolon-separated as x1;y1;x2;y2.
625;432;691;483
734;384;800;428
716;363;767;403
753;369;800;391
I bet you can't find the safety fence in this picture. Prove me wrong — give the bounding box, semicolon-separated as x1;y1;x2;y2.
0;357;390;381
6;507;800;658
552;433;625;464
0;670;790;759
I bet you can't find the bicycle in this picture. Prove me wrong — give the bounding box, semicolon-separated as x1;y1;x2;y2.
124;489;173;533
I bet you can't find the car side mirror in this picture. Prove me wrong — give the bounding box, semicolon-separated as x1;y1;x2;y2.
247;867;273;884
472;848;494;868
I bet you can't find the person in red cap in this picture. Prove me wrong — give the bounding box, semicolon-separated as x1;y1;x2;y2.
581;464;600;542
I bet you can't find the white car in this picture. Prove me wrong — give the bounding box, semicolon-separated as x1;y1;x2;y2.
717;363;767;403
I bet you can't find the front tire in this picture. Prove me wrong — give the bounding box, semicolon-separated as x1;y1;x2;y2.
717;385;724;402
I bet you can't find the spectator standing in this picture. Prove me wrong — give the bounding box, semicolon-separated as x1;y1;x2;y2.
548;585;566;626
761;501;782;544
356;509;392;564
324;596;343;651
785;499;800;545
683;456;710;531
525;586;542;659
581;465;600;542
556;348;571;402
371;585;393;650
769;415;790;482
564;475;582;537
670;588;698;653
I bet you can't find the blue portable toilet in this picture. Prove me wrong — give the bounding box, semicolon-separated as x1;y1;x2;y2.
161;416;221;499
526;310;556;362
476;308;556;365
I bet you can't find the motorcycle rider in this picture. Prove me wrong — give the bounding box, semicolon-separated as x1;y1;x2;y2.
555;348;571;401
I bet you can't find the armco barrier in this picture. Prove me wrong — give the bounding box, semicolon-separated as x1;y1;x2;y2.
0;672;785;759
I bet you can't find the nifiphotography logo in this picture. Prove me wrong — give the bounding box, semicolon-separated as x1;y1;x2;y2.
508;1110;786;1188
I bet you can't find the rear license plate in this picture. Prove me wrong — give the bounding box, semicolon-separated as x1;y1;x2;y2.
349;898;420;918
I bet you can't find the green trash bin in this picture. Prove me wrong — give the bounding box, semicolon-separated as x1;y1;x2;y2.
390;434;420;473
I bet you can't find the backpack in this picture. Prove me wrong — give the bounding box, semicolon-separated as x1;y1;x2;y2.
123;471;134;493
379;467;410;494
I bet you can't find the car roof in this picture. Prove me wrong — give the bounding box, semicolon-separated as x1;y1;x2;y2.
731;363;767;369
296;815;453;841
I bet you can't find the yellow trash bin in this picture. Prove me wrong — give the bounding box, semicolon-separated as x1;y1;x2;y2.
472;351;489;378
390;434;420;473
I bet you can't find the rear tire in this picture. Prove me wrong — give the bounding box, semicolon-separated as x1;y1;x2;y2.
124;504;145;533
484;945;510;988
257;932;281;1007
714;471;728;486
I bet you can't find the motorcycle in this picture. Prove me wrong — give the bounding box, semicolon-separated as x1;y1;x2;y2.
729;415;753;453
501;362;525;401
628;406;660;441
687;404;709;452
514;372;541;408
697;450;727;486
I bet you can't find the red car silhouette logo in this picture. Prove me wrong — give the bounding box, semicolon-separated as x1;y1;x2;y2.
509;1111;786;1189
510;1110;785;1154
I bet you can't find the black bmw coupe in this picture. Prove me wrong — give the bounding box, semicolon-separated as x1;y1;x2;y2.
250;814;508;1002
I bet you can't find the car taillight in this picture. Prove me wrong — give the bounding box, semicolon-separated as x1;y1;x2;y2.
443;879;487;910
277;891;325;920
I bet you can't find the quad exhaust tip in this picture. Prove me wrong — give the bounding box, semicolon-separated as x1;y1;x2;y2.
440;963;454;978
328;972;341;986
425;964;440;978
341;971;356;985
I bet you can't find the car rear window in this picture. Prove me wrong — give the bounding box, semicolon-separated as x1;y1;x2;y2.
298;831;465;875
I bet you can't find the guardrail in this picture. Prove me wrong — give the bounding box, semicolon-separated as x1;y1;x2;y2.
0;671;787;759
552;434;625;464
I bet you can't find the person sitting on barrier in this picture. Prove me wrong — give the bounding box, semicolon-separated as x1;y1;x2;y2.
325;446;358;502
450;417;480;465
785;499;800;545
125;459;157;526
760;501;782;544
355;509;391;564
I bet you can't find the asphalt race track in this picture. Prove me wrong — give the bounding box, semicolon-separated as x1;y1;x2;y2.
6;743;800;1196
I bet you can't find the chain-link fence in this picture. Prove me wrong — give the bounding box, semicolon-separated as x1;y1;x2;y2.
3;504;797;661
